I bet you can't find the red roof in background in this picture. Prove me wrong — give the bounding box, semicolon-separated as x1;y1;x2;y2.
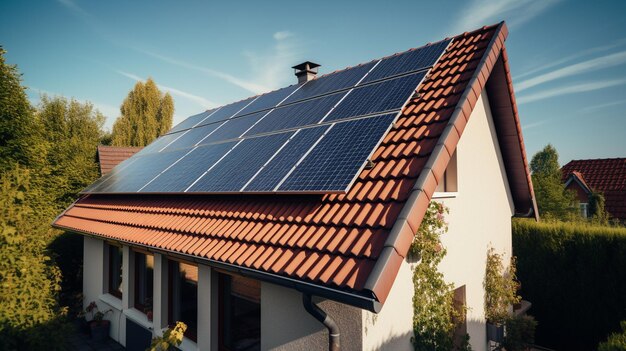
562;158;626;220
97;145;143;176
54;22;535;312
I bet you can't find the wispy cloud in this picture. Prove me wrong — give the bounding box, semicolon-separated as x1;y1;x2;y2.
139;50;269;94
242;31;301;90
522;120;549;130
139;31;300;95
116;70;218;109
579;99;626;113
450;0;561;34
514;39;626;81
517;78;626;104
516;50;626;92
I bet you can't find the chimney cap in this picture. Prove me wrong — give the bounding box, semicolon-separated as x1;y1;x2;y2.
292;61;321;71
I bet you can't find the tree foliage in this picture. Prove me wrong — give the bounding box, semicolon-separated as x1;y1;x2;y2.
0;166;69;350
111;78;174;147
589;191;610;225
530;144;577;220
0;47;45;171
0;50;106;349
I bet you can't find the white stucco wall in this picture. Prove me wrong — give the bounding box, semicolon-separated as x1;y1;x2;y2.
362;89;515;351
260;282;363;351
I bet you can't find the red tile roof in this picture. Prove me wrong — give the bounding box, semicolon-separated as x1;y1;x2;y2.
97;145;143;176
54;22;535;312
562;158;626;221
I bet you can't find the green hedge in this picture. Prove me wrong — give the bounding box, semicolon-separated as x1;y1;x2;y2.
513;220;626;351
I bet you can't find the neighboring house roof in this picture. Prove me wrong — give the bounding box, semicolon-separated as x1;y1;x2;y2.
564;171;592;194
562;158;626;220
97;145;143;176
54;22;536;312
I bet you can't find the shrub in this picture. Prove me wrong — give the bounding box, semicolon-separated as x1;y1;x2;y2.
513;219;626;351
503;315;538;351
598;321;626;351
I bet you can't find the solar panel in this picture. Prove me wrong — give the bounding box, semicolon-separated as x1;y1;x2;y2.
137;133;182;155
278;114;396;192
197;111;267;145
83;38;451;195
187;132;293;192
243;126;329;191
234;85;299;117
160;122;224;151
282;62;376;104
243;92;343;137
324;71;426;122
363;39;450;83
168;109;216;134
140;141;237;192
90;149;189;193
185;97;256;129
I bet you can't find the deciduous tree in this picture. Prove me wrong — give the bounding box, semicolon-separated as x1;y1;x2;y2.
111;78;174;146
530;144;576;220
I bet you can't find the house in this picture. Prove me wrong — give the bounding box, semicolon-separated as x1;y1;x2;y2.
53;22;536;351
562;158;626;221
97;145;143;176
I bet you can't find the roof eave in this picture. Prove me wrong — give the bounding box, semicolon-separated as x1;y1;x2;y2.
364;21;538;308
52;224;383;313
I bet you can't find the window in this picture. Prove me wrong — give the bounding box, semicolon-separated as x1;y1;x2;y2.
580;203;589;218
219;273;261;351
435;151;458;193
134;251;154;314
452;285;467;348
168;260;198;342
107;244;123;298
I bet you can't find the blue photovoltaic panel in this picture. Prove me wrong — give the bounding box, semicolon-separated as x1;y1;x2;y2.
244;126;329;191
168;109;216;134
89;149;189;193
234;85;299;117
363;39;450;83
282;62;376;104
160;122;224;152
81;156;140;193
198;111;266;145
195;97;256;126
279;114;396;192
140;141;237;192
137;133;182;155
188;132;293;192
325;71;426;122
243;92;343;137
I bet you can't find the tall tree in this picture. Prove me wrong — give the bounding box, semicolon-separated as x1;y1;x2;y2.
36;95;105;213
0;47;45;171
530;144;576;220
111;78;174;146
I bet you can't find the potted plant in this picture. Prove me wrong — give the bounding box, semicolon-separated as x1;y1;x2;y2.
484;248;520;343
149;321;187;351
85;301;113;342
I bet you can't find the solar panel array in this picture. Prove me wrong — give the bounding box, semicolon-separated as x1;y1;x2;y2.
84;39;451;194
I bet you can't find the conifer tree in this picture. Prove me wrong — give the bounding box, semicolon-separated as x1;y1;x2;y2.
111;78;174;146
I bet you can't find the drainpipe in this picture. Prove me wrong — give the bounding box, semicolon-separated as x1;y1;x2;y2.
302;293;340;351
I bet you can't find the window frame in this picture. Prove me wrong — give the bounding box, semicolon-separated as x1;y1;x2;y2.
167;259;198;342
106;243;123;299
132;250;154;314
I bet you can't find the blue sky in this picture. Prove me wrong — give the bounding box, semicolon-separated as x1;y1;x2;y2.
1;0;625;164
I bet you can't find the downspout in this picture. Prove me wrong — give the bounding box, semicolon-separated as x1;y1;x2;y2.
302;293;340;351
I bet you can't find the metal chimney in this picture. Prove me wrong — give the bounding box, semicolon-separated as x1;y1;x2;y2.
292;61;320;84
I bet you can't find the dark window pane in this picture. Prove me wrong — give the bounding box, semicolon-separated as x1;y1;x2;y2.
220;274;261;351
108;245;123;298
134;252;154;314
169;261;198;342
